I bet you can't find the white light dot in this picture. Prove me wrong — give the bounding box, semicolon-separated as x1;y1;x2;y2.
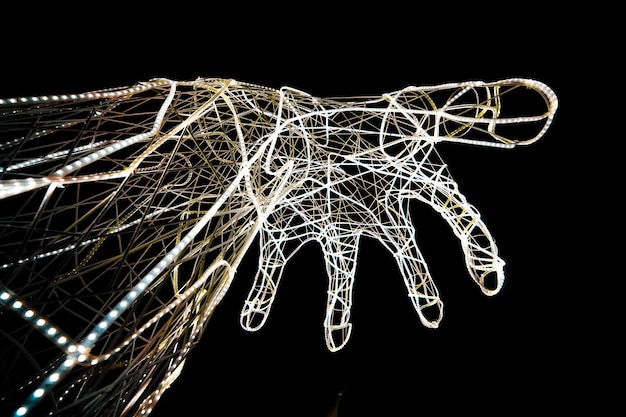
34;388;45;398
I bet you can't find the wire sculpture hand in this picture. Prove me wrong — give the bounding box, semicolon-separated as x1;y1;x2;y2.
0;77;557;416
238;79;558;351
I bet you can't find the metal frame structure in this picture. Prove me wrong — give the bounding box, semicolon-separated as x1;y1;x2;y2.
0;78;557;416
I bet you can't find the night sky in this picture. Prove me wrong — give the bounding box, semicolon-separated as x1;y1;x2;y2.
2;4;602;417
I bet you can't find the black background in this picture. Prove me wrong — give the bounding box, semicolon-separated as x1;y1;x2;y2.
1;3;607;416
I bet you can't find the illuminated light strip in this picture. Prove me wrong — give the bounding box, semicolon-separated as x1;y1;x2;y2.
436;136;515;148
269;105;551;150
0;288;82;354
0;238;98;270
0;79;171;106
0;177;52;199
0;119;100;153
1;140;112;172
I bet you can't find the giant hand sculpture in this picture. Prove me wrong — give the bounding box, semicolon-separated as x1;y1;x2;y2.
239;79;558;350
0;77;557;416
